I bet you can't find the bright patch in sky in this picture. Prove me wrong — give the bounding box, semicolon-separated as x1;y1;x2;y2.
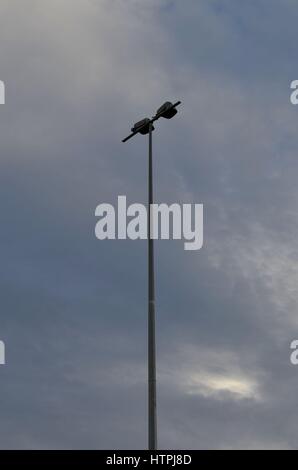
185;372;260;400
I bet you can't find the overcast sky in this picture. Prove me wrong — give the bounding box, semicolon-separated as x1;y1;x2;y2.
1;0;298;449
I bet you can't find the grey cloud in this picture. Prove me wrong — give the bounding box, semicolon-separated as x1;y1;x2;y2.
0;0;298;450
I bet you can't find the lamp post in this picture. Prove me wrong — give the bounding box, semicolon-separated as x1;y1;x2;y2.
122;100;181;450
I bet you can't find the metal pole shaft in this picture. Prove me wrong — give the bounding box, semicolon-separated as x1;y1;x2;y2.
148;122;157;450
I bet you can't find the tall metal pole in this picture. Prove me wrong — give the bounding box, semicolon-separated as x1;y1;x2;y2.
122;101;180;450
148;122;157;450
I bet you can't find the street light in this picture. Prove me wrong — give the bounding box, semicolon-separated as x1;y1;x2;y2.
131;118;154;135
155;101;178;120
122;100;181;450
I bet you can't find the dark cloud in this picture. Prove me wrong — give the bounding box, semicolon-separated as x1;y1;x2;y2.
0;0;298;449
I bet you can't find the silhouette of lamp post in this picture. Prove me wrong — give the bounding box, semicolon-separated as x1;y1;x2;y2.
122;100;181;450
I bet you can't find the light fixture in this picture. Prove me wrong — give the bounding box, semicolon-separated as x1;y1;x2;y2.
131;118;154;135
155;101;178;119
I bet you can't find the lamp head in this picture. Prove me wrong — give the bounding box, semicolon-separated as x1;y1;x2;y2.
155;101;177;119
131;118;154;135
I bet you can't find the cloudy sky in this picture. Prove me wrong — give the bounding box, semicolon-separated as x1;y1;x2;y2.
1;0;298;450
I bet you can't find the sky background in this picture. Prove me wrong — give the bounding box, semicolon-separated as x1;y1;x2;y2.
1;0;298;449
